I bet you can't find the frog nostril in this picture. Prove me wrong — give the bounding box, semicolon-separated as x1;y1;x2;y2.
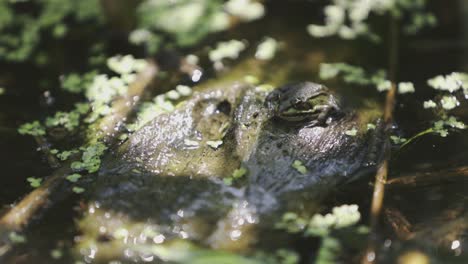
216;100;231;115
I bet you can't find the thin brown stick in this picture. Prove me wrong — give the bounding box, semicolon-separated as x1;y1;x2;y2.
386;166;468;188
34;136;61;168
362;17;399;264
0;61;158;232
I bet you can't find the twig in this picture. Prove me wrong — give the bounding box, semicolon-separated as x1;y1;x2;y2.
33;136;61;168
362;17;399;264
386;166;468;188
0;61;158;232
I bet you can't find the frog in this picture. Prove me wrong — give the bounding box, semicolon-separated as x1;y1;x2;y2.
75;81;384;262
266;82;341;127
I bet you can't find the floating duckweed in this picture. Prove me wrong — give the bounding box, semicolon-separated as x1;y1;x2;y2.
119;134;128;141
256;84;275;92
113;228;129;239
377;80;391;92
244;75;260;85
431;116;466;138
185;54;199;65
275;249;300;264
277;205;362;237
427;72;468;93
440;95;459;110
129;29;153;45
45;111;81;131
60;71;97;94
107;55;147;75
275;212;307;233
223;178;233;186
80;142;107;173
18;121;46;136
184;139;200;147
308;204;361;236
127;95;177;131
72;186;85;194
225;0;265;21
292;160;308;174
207;140;223;149
444;116;466;129
432;121;449;137
56;149;78;161
27;177;42;188
423;100;436;109
71;142;107;173
232;167;247;179
319;63;341;80
397;82;415;94
9;232;26;244
366;123;376;130
390;135;407;144
319;63;389;90
86;74;124;104
308;0;435;41
50;249;63;259
255;37;278;60
345;128;358;136
332;204;361;228
66;173;82;183
209;40;246;62
165;90;180;100
224;166;248;185
176;85;192;96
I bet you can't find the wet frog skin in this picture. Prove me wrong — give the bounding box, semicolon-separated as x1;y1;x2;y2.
77;81;383;262
266;82;341;127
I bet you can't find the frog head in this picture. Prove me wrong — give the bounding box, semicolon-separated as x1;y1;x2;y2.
266;82;341;126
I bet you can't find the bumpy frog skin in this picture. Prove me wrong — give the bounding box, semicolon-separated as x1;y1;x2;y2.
76;81;383;262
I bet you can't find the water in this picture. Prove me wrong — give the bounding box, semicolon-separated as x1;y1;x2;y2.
1;1;468;263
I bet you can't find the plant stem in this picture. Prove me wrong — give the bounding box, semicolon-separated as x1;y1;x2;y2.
362;16;399;264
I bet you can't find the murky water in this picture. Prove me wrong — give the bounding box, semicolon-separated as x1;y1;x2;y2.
1;1;468;263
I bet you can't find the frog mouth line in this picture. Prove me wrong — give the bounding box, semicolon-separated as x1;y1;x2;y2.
279;108;321;118
277;112;322;123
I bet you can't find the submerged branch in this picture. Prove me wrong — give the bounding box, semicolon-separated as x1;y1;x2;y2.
386;166;468;188
33;135;61;168
362;17;399;264
0;61;158;233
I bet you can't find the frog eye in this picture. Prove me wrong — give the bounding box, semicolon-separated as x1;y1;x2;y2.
293;101;311;110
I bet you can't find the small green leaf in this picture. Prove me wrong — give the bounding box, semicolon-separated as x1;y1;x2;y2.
27;177;42;188
207;140;223;149
223;178;233;186
345;128;358;136
66;173;82;183
72;186;85;194
292;160;307;174
232;167;247;179
18;121;46;136
9;232;26;244
51;249;63;259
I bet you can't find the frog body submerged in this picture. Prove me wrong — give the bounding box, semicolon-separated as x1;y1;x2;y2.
77;81;383;261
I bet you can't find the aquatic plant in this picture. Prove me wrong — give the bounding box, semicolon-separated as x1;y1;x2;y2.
308;0;436;41
0;0;102;62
